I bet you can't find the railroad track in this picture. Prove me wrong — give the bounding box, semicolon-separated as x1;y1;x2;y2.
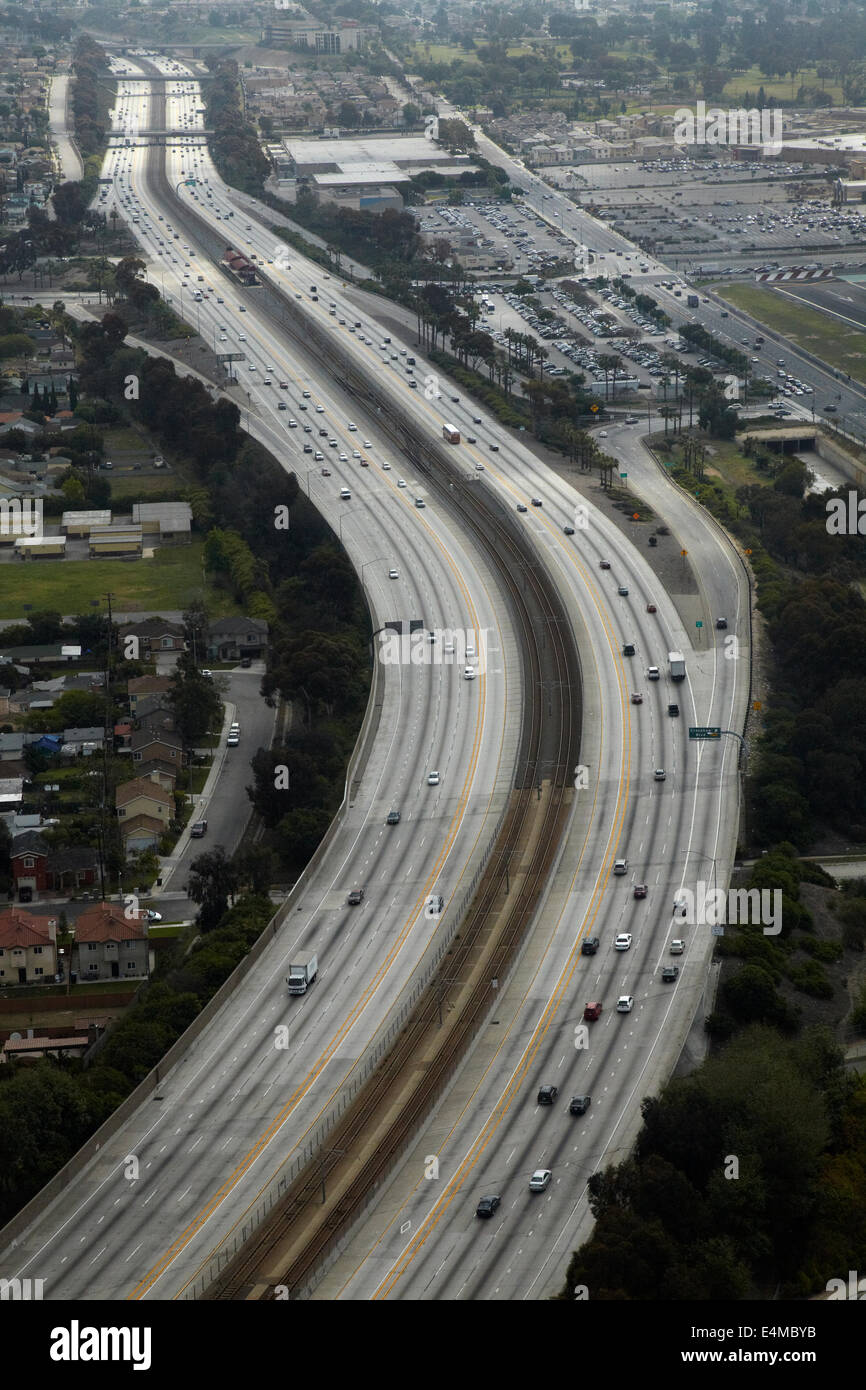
205;484;579;1300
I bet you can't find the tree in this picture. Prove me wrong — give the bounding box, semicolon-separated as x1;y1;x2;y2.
187;846;239;932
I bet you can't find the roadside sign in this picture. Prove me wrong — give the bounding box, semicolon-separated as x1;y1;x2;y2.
688;726;721;739
695;620;703;628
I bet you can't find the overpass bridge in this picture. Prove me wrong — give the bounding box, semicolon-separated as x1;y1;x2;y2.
108;131;213;144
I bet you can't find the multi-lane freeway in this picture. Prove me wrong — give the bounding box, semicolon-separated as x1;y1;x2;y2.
0;55;750;1301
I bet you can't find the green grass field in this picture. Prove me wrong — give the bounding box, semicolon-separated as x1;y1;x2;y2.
108;476;184;501
0;540;239;620
718;283;866;385
722;66;842;104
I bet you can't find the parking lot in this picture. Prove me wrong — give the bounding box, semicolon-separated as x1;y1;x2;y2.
547;157;866;272
416;199;573;276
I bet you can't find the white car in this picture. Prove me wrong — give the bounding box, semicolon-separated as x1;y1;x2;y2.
388;568;399;579
670;939;685;955
427;771;440;785
382;462;391;471
340;487;351;500
464;666;476;680
616;995;634;1012
347;422;357;431
397;479;406;488
615;933;632;951
529;1169;552;1192
144;909;162;922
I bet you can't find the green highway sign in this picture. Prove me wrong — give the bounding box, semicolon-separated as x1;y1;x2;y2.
689;726;722;740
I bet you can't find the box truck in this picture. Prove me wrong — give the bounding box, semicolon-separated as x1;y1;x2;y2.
669;651;685;681
287;951;318;995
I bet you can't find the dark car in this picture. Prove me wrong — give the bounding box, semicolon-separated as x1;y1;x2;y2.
564;525;575;535
715;617;728;630
537;1084;558;1105
633;883;648;899
347;888;365;906
569;1094;591;1115
661;964;680;982
386;809;401;825
600;560;611;569
668;703;679;717
190;820;207;838
623;643;635;656
240;657;252;668
581;936;599;955
583;1001;602;1021
648;535;658;546
476;1195;501;1219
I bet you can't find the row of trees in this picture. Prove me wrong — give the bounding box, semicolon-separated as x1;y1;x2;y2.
563;1020;865;1300
70;34;106;159
203;57;270;196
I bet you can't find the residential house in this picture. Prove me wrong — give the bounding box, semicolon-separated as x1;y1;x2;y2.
72;902;149;982
62;727;104;758
0;643;81;666
0;907;57;984
115;776;174;855
133;694;176;726
130;725;184;788
127;675;173;712
118;617;186;657
207;617;269;662
10;830;99;902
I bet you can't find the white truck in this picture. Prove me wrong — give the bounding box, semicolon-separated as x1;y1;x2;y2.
287;951;318;995
669;651;686;682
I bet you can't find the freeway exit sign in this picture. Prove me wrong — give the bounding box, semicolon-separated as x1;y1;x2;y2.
689;726;721;740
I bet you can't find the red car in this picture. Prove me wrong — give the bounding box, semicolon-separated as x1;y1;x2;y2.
584;1001;603;1021
646;603;657;613
633;883;648;899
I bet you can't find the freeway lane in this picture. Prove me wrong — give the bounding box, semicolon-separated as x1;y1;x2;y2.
322;433;746;1300
140;64;750;1300
0;61;527;1301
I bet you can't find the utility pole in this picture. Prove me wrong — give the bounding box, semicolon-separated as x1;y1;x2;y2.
100;593;115;905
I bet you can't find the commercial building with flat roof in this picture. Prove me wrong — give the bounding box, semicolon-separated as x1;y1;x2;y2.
131;501;192;540
61;510;111;535
284;134;471;178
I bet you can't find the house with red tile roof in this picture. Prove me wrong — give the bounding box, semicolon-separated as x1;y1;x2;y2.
0;907;57;983
72;902;149;981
